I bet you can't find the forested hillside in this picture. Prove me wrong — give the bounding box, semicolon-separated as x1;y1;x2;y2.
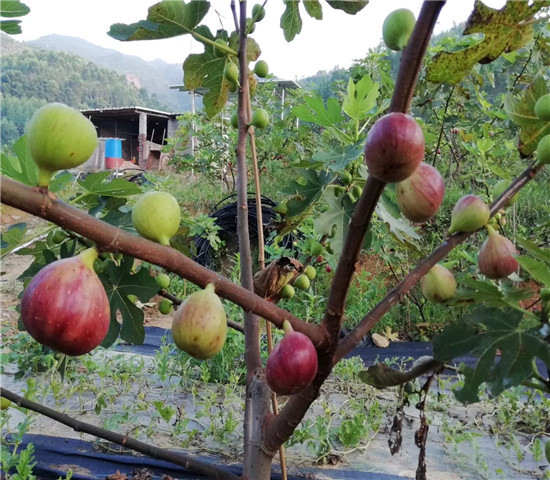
0;35;174;146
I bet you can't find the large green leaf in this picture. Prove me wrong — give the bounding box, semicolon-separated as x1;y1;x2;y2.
516;237;550;263
310;141;365;172
77;171;142;197
455;277;534;308
280;0;302;42
108;0;209;41
426;1;549;84
0;0;30;17
342;75;379;122
281;168;334;218
516;256;550;286
313;187;355;256
503;75;550;156
0;19;21;33
99;256;159;348
433;308;550;404
292;94;345;128
375;195;420;243
1;135;36;186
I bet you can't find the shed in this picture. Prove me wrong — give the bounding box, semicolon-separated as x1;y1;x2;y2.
80;106;182;171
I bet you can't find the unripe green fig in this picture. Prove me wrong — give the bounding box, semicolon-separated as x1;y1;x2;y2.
132;191;181;246
230;111;239;129
158;299;173;315
351;184;363;199
171;284;227;360
534;93;550;121
223;62;239;85
340;171;352;186
293;274;310;290
382;8;416;51
1;398;12;410
156;273;171;290
127;294;139;304
246;18;256;33
251;108;269;129
254;60;269;78
420;264;456;303
51;230;67;244
478;225;519;279
396;162;445;223
491;179;518;205
21;248;110;356
309;241;324;257
449;195;490;234
213;38;228;58
27;102;98;187
252;3;265;21
365;112;425;183
280;284;295;299
535;134;550;167
304;265;317;280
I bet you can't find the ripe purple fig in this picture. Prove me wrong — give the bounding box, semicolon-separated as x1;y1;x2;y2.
171;284;227;360
21;248;110;356
364;112;425;183
420;264;456;303
266;320;318;395
449;195;490;234
396;162;445;223
478;225;519;279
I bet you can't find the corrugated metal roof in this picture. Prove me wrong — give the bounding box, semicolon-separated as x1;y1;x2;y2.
80;106;183;118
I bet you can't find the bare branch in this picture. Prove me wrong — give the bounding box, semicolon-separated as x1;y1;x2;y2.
0;388;241;480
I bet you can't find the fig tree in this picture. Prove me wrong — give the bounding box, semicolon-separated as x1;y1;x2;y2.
20;247;110;356
251;108;269;129
364;112;425;183
265;320;318;395
478;225;519;279
27;102;98;187
382;8;416;51
396;162;445;223
534;93;550;121
171;284;227;360
448;195;490;234
420;264;456;303
132;191;181;246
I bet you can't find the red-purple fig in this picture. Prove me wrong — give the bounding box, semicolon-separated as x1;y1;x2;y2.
364;112;425;183
420;264;456;303
449;194;490;234
266;320;318;395
171;284;227;360
21;248;110;356
478;225;519;279
396;162;445;223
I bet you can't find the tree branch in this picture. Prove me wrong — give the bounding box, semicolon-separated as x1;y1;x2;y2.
0;177;324;346
0;388;240;480
264;0;447;455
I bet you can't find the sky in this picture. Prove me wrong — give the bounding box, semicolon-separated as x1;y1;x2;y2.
14;0;506;80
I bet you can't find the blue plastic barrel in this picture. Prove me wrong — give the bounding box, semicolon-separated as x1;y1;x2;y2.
105;139;122;159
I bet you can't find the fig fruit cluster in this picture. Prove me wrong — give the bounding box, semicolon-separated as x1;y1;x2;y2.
21;247;110;356
265;320;318;395
171;284;228;360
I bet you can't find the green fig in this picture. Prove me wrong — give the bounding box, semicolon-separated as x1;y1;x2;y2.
251;108;269;129
304;265;317;280
230;111;239;129
449;195;490;234
535;134;550;167
158;299;173;315
252;3;265;21
156;273;171;290
491;179;518;205
224;62;240;86
254;60;269;78
27;102;98;187
0;398;12;410
420;264;456;303
534;93;550;121
382;8;416;51
171;284;227;360
280;284;295;299
293;274;310;291
132;191;181;246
